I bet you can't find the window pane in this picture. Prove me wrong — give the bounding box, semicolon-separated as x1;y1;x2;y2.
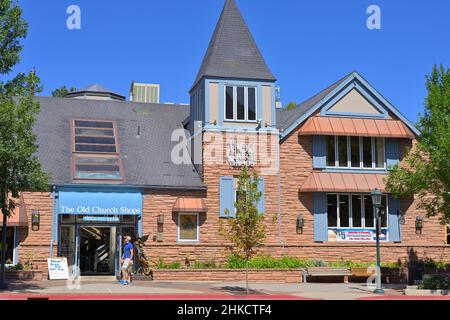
338;136;348;167
75;157;119;166
327;136;336;167
352;195;362;228
447;225;450;245
248;88;256;121
375;138;385;168
75;171;122;180
179;214;198;241
225;86;234;120
75;128;114;136
363;138;373;168
75;144;117;153
59;226;75;266
237;87;245;120
381;195;388;228
364;195;374;227
327;195;338;227
75;136;116;145
74;120;113;129
339;195;350;228
0;228;15;264
350;137;360;168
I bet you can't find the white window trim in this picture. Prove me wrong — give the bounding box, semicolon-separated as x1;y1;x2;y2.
177;213;200;243
224;85;258;123
328;194;389;229
326;136;387;170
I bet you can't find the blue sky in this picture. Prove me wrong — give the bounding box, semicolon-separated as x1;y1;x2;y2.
14;0;450;123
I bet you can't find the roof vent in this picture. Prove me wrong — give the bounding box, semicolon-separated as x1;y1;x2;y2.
130;81;160;104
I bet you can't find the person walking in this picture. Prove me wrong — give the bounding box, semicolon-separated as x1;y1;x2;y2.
119;236;134;285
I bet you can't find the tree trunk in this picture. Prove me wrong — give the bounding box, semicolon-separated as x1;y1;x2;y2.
0;210;8;289
245;258;249;295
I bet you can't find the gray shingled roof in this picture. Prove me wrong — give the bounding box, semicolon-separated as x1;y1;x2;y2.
276;72;354;131
192;0;276;90
34;97;205;189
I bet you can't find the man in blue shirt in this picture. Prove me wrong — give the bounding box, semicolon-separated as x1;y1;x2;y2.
120;236;134;285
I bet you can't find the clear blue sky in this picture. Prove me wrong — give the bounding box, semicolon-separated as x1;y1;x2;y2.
14;0;450;123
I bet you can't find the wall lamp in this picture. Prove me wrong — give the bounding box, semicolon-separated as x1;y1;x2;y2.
415;216;424;235
156;213;164;242
31;209;40;231
296;214;305;234
397;210;406;226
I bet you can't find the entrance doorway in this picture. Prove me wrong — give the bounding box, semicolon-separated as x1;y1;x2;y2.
79;227;116;275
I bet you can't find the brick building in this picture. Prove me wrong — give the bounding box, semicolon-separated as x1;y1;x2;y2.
2;0;449;276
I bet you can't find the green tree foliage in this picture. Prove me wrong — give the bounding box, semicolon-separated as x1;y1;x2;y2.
0;0;27;74
386;65;450;224
284;101;297;111
220;166;266;294
0;0;49;288
52;85;76;97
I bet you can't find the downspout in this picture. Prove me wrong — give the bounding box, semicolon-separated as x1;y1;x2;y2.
50;186;58;258
278;130;285;247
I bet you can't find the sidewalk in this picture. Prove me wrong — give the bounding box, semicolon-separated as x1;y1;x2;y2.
0;278;427;300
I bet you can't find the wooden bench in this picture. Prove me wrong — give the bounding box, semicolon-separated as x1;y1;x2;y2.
306;267;352;283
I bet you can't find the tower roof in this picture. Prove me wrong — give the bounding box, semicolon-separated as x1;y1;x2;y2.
67;83;126;101
192;0;276;90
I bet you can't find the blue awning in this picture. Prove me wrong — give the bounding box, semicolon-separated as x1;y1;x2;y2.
58;192;142;215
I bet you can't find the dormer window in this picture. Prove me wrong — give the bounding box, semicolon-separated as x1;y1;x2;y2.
225;86;257;122
72;119;124;181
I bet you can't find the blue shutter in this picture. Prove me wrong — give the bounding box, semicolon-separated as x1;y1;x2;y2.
219;177;235;218
388;195;401;242
313;136;327;169
257;178;265;215
313;193;328;242
386;138;400;169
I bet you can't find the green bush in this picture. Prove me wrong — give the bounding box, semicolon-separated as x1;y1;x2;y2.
424;259;450;269
168;261;181;269
418;275;450;290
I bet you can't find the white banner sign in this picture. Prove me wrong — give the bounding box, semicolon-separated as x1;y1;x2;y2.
47;258;70;280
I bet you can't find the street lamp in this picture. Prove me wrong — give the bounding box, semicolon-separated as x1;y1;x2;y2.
371;188;385;294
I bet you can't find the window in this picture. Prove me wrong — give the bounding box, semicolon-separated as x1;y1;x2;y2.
446;225;450;245
72;120;124;181
327;194;338;227
327;194;388;229
326;136;336;167
178;213;199;242
0;227;16;265
338;136;348;167
224;86;257;122
326;136;385;169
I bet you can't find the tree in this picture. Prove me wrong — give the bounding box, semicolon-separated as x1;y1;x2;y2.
386;65;450;224
220;166;266;295
0;0;49;289
52;85;76;98
284;102;298;111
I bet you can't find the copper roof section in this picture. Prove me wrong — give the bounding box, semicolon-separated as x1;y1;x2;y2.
299;172;387;193
7;195;28;227
173;198;208;213
299;117;415;139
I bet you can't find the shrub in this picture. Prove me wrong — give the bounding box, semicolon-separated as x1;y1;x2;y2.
418;275;450;290
424;259;450;269
169;261;181;269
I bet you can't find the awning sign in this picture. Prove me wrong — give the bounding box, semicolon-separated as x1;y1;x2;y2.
58;192;142;215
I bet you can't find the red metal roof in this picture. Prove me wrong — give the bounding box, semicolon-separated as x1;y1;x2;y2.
299;172;387;193
299;117;415;139
173;198;208;213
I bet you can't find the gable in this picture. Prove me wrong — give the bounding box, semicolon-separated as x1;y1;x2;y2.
327;88;383;115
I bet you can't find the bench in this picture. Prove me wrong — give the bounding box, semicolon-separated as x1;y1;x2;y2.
306;267;352;283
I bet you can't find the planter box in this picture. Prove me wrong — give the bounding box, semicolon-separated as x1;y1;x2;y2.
5;270;43;281
404;286;449;296
138;269;303;283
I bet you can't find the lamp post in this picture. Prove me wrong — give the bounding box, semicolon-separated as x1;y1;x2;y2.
371;188;384;294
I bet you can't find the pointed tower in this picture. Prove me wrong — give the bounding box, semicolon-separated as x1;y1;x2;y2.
189;0;277;132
